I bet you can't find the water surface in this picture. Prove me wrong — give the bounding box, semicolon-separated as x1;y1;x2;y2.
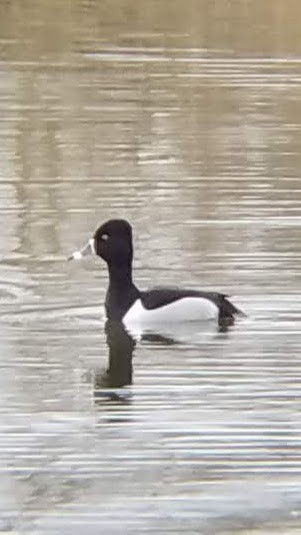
1;1;301;533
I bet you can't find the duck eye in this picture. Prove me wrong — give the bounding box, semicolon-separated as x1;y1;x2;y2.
102;234;109;241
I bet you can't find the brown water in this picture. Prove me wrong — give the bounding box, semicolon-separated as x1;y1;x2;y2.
1;1;301;533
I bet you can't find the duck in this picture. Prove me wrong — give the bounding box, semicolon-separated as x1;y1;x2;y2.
68;219;244;328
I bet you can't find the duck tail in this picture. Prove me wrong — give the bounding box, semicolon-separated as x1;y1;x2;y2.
219;295;246;324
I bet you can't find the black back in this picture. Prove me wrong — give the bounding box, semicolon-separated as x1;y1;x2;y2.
141;287;242;324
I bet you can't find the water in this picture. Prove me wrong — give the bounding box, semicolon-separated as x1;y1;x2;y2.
1;0;301;533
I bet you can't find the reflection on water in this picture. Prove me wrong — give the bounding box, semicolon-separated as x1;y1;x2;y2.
1;0;301;533
94;321;135;402
94;318;229;400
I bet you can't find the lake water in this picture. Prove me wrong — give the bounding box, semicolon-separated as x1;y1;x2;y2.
1;1;301;533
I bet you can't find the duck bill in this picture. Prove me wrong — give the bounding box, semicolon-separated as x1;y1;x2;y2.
68;238;95;261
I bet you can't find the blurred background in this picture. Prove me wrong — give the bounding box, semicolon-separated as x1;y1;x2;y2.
1;1;301;533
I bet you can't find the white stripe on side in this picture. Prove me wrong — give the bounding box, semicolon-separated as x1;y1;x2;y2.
89;238;96;255
123;297;219;329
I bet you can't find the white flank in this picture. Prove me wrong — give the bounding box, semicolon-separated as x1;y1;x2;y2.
123;297;219;329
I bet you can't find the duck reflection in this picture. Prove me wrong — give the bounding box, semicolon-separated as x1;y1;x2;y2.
104;320;136;387
93;320;135;405
94;318;232;405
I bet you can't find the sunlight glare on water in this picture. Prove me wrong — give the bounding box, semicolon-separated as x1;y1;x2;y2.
1;0;301;533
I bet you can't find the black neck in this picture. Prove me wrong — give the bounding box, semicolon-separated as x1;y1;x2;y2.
108;260;134;287
105;262;139;320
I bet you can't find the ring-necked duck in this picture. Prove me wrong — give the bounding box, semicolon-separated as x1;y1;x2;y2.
69;219;244;328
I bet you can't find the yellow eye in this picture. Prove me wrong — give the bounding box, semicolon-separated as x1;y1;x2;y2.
102;234;109;241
